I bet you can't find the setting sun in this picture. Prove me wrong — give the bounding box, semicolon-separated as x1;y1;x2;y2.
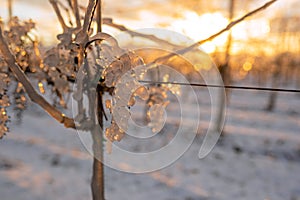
169;11;229;53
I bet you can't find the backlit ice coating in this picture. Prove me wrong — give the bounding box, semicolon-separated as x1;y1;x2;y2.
147;104;166;133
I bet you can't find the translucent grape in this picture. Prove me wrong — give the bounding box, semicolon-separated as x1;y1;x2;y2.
105;121;125;142
105;99;112;110
0;73;10;94
134;86;149;101
128;95;135;107
111;106;130;131
147;104;165;133
0;71;10;138
0;107;9;138
0;95;10;107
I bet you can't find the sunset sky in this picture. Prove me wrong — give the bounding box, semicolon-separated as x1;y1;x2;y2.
0;0;298;50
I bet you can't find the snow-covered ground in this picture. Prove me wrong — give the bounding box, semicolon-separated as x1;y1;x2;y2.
0;90;299;200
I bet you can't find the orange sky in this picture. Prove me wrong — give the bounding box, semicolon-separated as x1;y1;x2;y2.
0;0;298;49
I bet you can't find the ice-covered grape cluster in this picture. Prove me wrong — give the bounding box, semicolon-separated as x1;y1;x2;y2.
13;82;27;119
1;17;46;121
4;17;42;74
0;16;75;136
147;104;166;133
0;72;10;138
146;85;169;107
146;85;170;133
105;119;125;142
95;41;184;142
102;52;179;141
43;39;81;107
102;51;148;142
102;51;145;88
0;17;44;130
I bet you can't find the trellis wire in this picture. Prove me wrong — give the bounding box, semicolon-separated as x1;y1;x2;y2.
139;80;300;93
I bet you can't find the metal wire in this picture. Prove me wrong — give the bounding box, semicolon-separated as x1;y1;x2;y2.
139;80;300;93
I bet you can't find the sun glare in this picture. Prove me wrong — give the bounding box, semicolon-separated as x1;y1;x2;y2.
166;10;271;54
168;11;229;53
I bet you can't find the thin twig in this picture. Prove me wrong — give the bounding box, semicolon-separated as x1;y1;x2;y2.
103;18;182;49
96;0;102;32
57;0;73;26
49;0;69;32
66;0;73;9
75;0;98;45
0;27;76;129
82;0;98;33
72;0;81;28
8;0;13;21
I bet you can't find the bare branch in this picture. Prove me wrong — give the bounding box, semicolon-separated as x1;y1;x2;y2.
66;0;73;9
0;26;76;129
153;0;279;64
8;0;13;21
72;0;81;28
103;18;182;49
82;0;98;33
56;0;74;27
49;0;69;32
92;1;105;199
95;0;102;33
75;0;98;45
91;125;105;200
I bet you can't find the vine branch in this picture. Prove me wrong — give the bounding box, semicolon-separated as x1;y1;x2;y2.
49;0;69;32
91;1;105;199
75;0;98;46
8;0;13;21
103;18;182;49
82;0;98;33
96;0;102;32
72;0;81;28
